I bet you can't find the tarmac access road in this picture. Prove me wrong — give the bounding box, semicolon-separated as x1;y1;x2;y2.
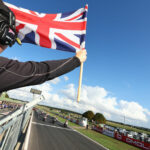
27;110;107;150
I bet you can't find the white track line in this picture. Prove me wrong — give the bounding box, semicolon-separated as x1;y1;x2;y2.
74;129;109;150
23;113;33;150
32;121;75;131
34;113;108;150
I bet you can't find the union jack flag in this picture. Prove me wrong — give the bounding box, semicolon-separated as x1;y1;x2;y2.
5;2;88;53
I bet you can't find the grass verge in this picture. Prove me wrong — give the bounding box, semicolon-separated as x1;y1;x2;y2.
38;106;141;150
76;129;140;150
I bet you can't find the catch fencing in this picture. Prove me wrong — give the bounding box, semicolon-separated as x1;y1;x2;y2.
0;93;44;150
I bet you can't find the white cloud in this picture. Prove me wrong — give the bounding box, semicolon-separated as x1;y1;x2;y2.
64;76;69;81
8;82;52;101
55;84;150;126
11;56;20;60
144;109;150;116
7;82;150;128
48;77;60;84
119;100;148;122
61;84;76;100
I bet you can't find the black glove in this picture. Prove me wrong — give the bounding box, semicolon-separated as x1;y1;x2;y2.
0;21;16;47
0;0;17;47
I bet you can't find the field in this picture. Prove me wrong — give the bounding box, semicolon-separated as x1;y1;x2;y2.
0;97;26;104
77;129;140;150
38;104;150;135
37;105;141;150
1;98;148;150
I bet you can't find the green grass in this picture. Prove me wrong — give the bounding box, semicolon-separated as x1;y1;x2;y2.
37;105;150;134
76;129;141;150
0;97;25;104
37;106;141;150
50;111;141;150
1;96;148;150
47;111;80;127
37;105;80;127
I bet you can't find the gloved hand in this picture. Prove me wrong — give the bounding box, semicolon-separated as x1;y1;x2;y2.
0;0;17;47
0;21;16;47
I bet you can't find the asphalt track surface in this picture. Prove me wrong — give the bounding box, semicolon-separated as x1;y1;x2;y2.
27;111;107;150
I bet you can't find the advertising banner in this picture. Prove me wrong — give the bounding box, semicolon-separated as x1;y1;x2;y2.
115;133;150;150
103;129;114;138
92;126;103;133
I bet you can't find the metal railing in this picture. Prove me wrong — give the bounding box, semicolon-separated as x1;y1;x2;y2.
0;92;44;150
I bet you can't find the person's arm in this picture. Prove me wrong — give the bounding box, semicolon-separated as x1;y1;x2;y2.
0;44;8;53
0;49;87;92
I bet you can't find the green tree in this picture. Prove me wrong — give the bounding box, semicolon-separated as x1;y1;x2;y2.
61;110;69;115
5;92;9;98
1;92;9;98
82;110;94;121
93;113;106;124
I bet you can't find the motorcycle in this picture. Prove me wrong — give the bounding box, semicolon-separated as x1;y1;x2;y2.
64;120;68;128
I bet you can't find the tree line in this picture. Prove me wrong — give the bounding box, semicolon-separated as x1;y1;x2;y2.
82;110;106;124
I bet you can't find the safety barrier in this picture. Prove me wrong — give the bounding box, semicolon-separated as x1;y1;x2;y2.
115;132;150;150
0;91;44;150
92;126;150;150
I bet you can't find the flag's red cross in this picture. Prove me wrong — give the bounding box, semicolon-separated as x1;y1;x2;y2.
10;8;86;48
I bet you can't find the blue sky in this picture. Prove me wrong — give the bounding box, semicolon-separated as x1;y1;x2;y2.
2;0;150;128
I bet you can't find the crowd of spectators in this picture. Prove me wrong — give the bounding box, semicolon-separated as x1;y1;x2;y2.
0;100;21;110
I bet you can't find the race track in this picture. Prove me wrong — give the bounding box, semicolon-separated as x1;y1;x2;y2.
27;111;107;150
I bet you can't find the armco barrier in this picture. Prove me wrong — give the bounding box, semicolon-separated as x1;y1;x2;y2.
0;94;44;150
92;126;150;150
115;133;150;150
103;129;114;138
92;126;103;133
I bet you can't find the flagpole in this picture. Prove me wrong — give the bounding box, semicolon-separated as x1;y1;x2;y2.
77;62;84;102
77;4;88;102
